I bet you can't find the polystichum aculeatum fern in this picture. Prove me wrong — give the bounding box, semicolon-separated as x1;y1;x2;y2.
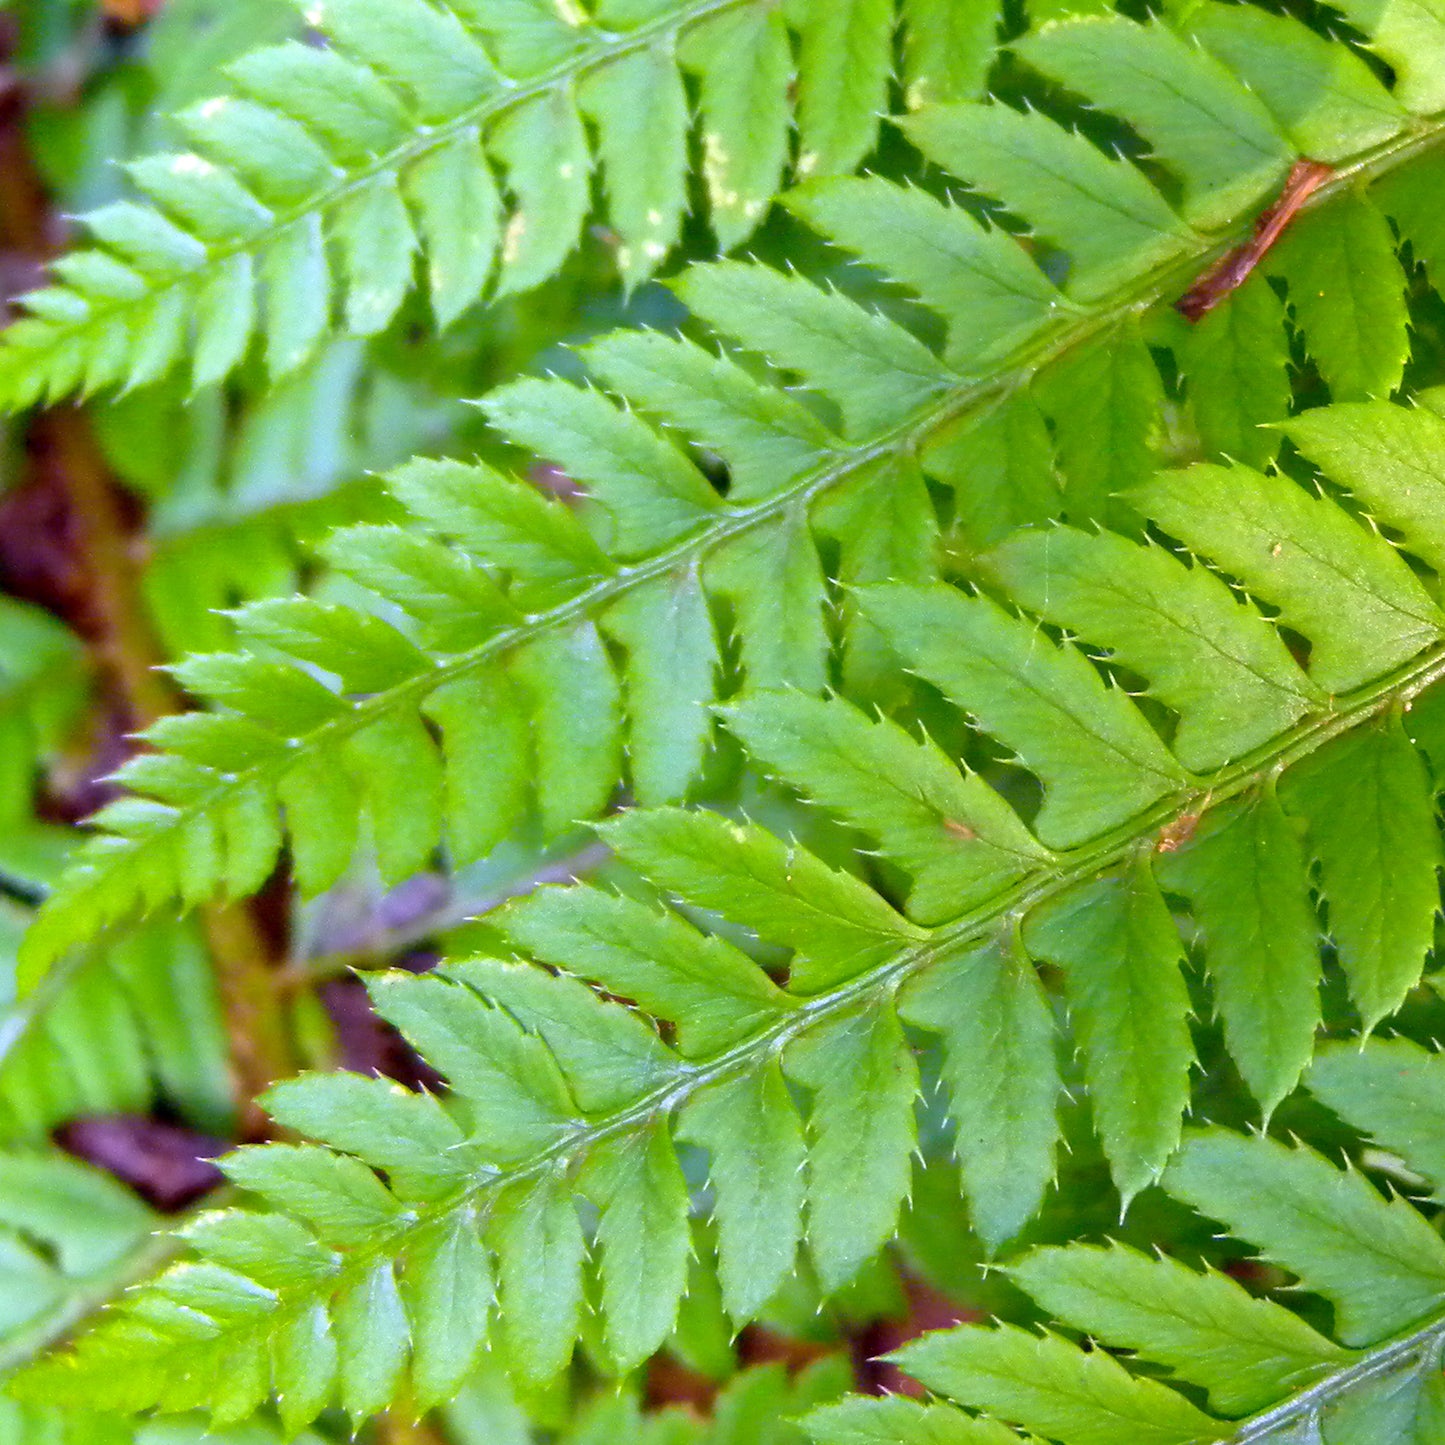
16;395;1445;1430
8;0;1445;1441
20;5;1445;971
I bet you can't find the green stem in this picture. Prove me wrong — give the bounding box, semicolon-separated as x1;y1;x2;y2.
1230;1313;1445;1441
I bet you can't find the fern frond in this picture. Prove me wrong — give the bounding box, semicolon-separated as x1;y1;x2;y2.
808;1037;1445;1444
0;1408;127;1445
0;1403;320;1445
22;20;1445;973
0;0;985;406
554;1357;852;1444
0;598;235;1141
21;397;1445;1428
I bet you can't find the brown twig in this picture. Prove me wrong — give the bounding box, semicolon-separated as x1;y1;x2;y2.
35;414;295;1129
41;414;294;1132
31;412;179;727
1176;158;1334;321
101;0;165;25
201;905;296;1137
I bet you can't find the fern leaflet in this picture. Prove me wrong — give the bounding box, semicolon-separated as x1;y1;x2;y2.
0;0;995;405
0;1151;173;1379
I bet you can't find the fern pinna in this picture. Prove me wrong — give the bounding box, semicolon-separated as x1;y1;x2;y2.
0;0;989;405
20;4;1445;972
807;1038;1445;1444
16;393;1445;1429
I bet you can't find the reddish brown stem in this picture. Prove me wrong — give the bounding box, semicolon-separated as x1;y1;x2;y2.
38;412;296;1127
32;411;178;728
1177;158;1334;321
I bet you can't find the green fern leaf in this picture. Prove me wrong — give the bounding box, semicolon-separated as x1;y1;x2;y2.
16;4;1445;1438
724;691;1050;926
815;456;942;704
2;923;232;1146
1309;1037;1445;1199
0;1152;172;1380
1022;861;1192;1203
584;335;833;506
1180;273;1292;471
1281;400;1445;575
1167;1130;1445;1350
706;509;831;694
0;1406;319;1445
985;524;1322;772
677;1062;807;1323
899;935;1059;1255
0;0;962;404
900;0;999;110
582;1120;692;1370
862;582;1188;847
785;177;1065;371
1015;15;1292;230
923;394;1060;550
789;0;895;180
1178;0;1407;161
1377;149;1445;291
520;621;627;837
1008;1244;1349;1417
805;1395;1022;1443
1331;0;1445;113
894;1320;1221;1445
674;262;953;439
678;5;791;253
1153;794;1321;1117
1033;319;1167;520
1267;193;1410;402
1136;461;1444;693
452;956;679;1113
785;1002;920;1293
1278;717;1443;1030
482;377;724;555
601;808;927;993
402;1207;494;1413
901;100;1193;304
21;27;1445;972
578;38;689;291
501;883;797;1058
